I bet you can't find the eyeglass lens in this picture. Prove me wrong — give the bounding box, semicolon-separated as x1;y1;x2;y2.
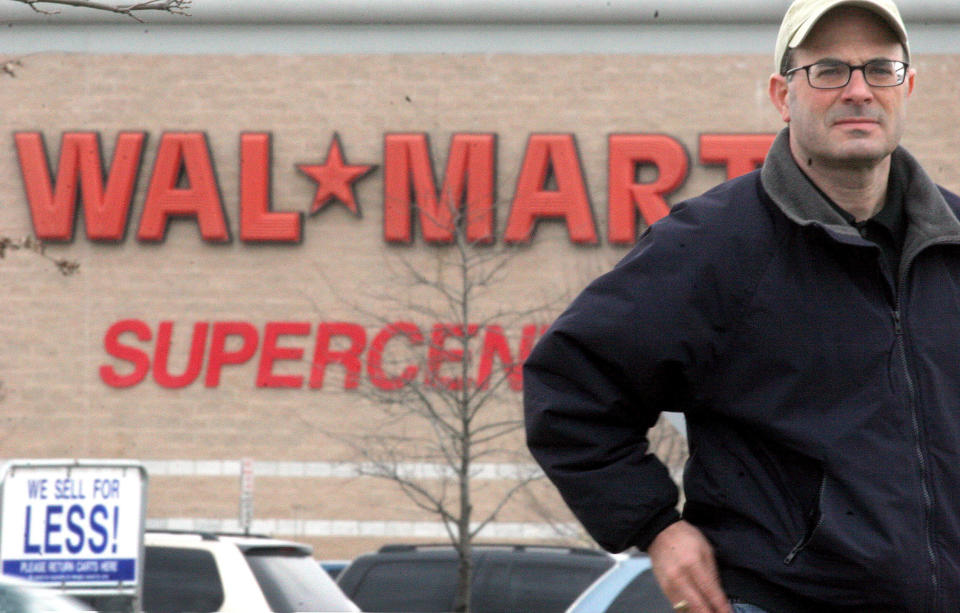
807;61;906;88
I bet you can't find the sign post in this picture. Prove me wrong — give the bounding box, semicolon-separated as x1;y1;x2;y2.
0;459;147;611
239;457;254;535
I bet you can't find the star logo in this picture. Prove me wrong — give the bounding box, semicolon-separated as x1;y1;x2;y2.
297;134;376;216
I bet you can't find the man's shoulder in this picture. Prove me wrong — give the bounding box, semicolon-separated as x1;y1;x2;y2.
625;170;778;273
660;169;774;238
938;184;960;211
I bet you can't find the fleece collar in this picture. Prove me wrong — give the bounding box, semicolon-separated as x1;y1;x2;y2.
760;127;960;256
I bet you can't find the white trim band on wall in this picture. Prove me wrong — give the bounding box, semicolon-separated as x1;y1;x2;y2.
142;460;544;480
146;517;582;540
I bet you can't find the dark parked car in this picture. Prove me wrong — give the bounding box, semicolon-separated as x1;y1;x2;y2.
336;543;615;613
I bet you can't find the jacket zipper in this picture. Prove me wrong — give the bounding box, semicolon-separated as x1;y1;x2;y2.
894;279;938;611
872;228;942;611
783;475;826;565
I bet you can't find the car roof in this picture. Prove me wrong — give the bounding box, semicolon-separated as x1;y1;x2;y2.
144;530;312;555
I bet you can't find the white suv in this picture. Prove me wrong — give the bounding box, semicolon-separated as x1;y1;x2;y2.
137;531;359;613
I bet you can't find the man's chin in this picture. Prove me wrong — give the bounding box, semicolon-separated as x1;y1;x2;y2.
830;141;893;167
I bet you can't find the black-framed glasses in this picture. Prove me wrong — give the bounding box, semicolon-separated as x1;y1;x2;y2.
785;60;909;89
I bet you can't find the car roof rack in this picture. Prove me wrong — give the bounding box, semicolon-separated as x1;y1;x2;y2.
145;528;272;541
376;543;608;556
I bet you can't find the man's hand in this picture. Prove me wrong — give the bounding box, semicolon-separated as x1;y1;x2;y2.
647;520;733;613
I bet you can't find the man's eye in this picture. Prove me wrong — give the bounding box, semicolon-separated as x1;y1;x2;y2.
813;66;842;77
866;64;894;76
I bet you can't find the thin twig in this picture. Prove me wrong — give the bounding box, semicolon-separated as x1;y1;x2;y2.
11;0;191;22
0;235;79;275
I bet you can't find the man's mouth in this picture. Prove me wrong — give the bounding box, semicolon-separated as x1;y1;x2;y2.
832;117;880;129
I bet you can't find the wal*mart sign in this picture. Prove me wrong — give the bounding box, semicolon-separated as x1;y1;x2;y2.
0;461;146;587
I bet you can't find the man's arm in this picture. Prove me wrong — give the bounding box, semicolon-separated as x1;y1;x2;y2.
522;196;754;609
523;322;682;552
523;203;723;551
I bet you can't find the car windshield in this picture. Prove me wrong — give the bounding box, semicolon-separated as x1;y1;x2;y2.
243;547;357;613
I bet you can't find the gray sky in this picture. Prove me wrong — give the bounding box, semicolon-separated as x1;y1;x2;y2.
1;0;958;54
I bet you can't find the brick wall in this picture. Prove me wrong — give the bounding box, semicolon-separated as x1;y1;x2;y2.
0;52;956;560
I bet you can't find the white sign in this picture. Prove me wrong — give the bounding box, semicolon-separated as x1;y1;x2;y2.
0;460;146;587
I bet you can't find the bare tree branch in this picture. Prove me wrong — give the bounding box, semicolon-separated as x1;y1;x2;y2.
1;58;22;77
0;236;79;275
469;478;540;540
9;0;191;22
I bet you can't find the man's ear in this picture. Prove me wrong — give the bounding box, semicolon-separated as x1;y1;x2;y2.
905;67;916;97
769;73;791;123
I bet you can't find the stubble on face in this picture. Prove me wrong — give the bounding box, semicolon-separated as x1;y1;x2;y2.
785;7;911;172
789;89;904;170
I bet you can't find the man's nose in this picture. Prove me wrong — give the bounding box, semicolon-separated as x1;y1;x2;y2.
842;67;875;102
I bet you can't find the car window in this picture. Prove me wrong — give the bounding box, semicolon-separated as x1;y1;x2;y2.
343;560;455;612
478;557;611;613
142;546;225;613
320;560;348;580
603;568;673;613
243;548;358;613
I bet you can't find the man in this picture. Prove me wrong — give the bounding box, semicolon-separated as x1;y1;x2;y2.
524;1;960;611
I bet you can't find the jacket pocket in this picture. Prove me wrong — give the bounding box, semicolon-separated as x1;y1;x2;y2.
783;473;826;565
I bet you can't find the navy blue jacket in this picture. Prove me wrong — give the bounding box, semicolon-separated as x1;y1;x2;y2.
524;129;960;612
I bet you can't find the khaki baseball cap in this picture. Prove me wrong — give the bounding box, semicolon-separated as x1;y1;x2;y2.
775;0;909;72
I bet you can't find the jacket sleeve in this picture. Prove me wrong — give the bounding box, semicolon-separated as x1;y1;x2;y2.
523;200;735;553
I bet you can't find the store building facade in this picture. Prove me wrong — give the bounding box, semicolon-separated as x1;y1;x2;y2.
1;1;958;558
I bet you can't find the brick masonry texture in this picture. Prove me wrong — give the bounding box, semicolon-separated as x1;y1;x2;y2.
1;53;957;560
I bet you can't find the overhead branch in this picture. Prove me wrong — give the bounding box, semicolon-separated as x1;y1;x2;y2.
0;236;79;275
11;0;191;22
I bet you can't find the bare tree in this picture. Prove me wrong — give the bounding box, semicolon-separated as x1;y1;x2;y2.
322;205;565;613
